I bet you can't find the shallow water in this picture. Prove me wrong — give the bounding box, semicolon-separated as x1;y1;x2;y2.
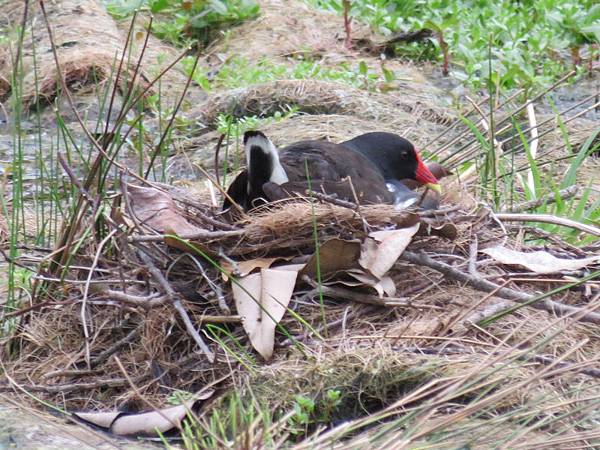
1;69;597;195
543;75;600;122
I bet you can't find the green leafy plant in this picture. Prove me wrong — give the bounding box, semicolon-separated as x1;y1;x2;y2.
288;394;316;433
308;0;600;92
204;56;393;92
216;106;299;140
104;0;260;47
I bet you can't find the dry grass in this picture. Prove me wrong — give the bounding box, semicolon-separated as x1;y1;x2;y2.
190;78;453;129
202;0;446;106
0;0;199;107
4;194;598;450
203;0;368;64
1;0;599;448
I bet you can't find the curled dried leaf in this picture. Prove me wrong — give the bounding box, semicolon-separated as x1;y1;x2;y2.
127;184;205;236
300;238;361;279
359;223;420;279
73;390;213;437
232;266;300;360
481;246;600;274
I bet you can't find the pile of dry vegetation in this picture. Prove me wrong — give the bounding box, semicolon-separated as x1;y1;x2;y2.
3;174;600;444
1;0;599;447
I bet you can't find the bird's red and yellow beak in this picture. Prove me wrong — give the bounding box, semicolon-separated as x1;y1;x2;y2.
414;152;442;193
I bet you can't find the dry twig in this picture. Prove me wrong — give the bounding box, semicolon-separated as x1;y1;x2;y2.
504;186;578;213
138;251;215;362
401;250;600;324
495;213;600;237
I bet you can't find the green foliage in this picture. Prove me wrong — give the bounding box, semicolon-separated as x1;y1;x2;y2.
182;390;275;449
289;394;315;431
309;0;600;91
104;0;260;46
181;55;394;93
216;106;299;140
288;389;343;433
456;111;600;245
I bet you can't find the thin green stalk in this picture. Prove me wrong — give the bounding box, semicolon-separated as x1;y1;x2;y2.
304;159;327;336
30;24;45;246
205;324;257;373
479;270;600;326
144;52;201;179
6;1;30;317
487;34;498;208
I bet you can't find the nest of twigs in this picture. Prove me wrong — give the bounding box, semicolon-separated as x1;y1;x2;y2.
4;177;599;418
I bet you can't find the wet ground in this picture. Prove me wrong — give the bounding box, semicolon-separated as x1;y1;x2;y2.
0;68;598;448
0;4;598;445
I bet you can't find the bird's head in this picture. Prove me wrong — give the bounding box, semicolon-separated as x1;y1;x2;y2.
343;132;442;193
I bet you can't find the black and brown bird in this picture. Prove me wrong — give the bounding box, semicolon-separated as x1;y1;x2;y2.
222;131;442;212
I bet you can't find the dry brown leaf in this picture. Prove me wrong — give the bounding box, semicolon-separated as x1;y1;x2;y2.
127;184;205;236
418;221;458;240
274;264;307;272
110;402;192;436
221;257;282;281
74;411;121;429
73;390;213;437
300;238;361;279
232;266;300;360
346;270;397;297
359;223;420;279
481;246;600;274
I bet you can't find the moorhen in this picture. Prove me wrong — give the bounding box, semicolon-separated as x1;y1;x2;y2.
222;131;442;212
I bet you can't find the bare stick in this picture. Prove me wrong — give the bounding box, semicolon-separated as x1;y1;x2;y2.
504;186;578;213
213;133;226;188
167;253;231;315
57;153;93;202
81;229;118;367
129;228;245;243
43;324;145;381
101;288;166;307
525;101;539;194
460;298;515;327
0;376;134;394
308;191;357;209
528;353;600;379
138;251;215;362
175;197;238;230
91;325;143;368
401;250;600;324
495;213;600;237
302;276;441;309
468;235;479;277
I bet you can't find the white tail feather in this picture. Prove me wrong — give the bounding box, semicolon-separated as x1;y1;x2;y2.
245;133;289;185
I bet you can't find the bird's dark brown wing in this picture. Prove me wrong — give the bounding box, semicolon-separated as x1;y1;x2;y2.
279;141;393;204
263;179;391;205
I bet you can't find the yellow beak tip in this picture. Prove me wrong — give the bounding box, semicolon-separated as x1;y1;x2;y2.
426;183;443;194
